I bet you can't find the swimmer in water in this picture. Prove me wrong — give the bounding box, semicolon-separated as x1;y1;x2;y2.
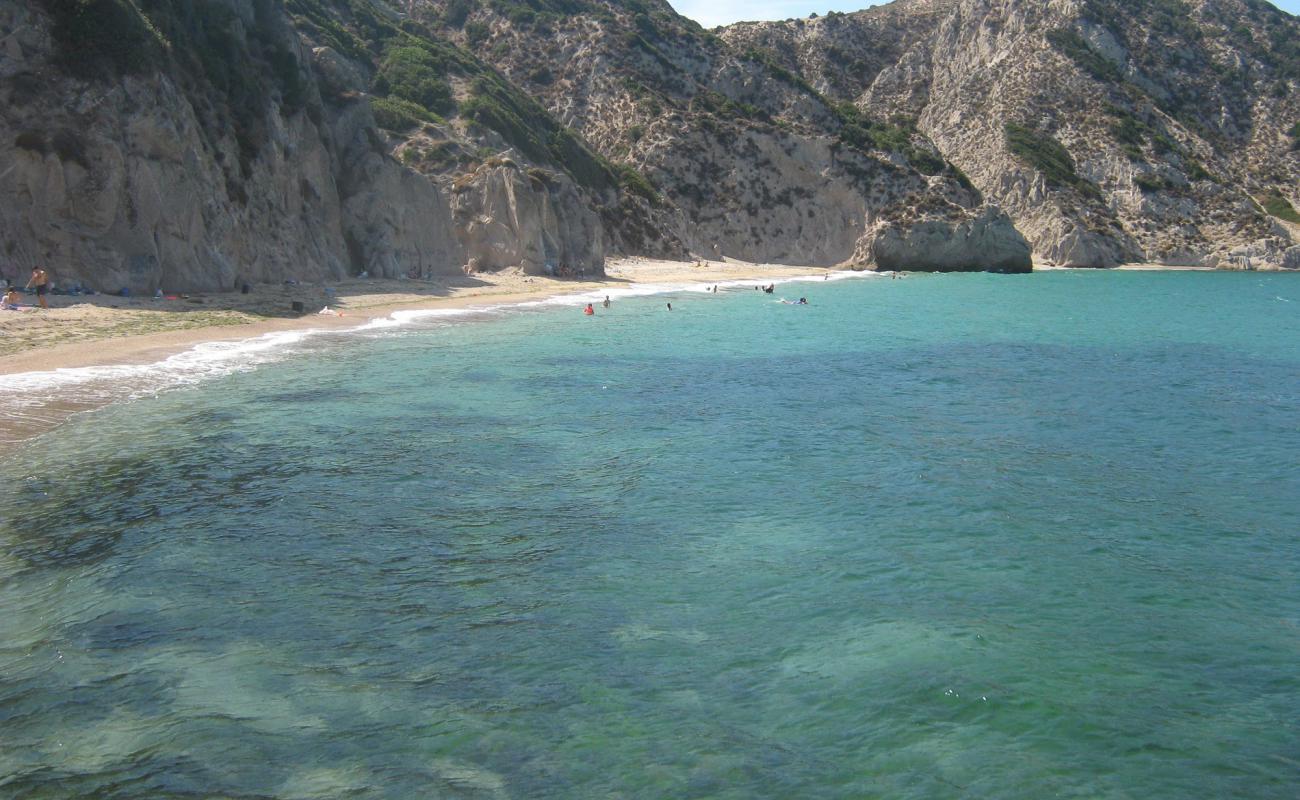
584;303;595;315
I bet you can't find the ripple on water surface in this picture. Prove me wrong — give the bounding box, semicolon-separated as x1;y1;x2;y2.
0;271;1297;798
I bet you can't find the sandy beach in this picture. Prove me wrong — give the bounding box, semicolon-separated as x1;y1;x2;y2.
0;258;834;443
0;258;833;376
2;257;1263;377
3;257;1267;444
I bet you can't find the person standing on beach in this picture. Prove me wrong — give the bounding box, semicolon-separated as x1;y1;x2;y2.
26;266;49;309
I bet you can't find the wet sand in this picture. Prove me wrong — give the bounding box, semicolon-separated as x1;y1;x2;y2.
0;259;835;443
1;259;833;376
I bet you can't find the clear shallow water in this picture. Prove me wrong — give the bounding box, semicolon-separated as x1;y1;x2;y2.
1;271;1297;799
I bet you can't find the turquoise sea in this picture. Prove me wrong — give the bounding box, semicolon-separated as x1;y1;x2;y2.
1;271;1297;798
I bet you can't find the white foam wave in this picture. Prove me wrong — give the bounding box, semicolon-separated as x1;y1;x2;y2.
0;268;875;435
0;328;330;440
4;328;319;396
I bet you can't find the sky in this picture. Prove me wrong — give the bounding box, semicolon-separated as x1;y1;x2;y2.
670;0;1300;29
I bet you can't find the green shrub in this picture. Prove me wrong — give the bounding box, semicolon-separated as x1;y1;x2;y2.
1132;173;1167;192
286;0;368;60
462;91;549;164
549;128;614;191
743;47;821;99
909;150;946;176
1259;191;1300;223
948;164;975;191
1183;157;1212;182
1005;122;1100;198
442;0;472;28
465;21;490;47
1110;113;1148;146
833;102;947;175
691;90;768;122
38;0;162;77
377;46;455;115
1046;28;1123;83
372;96;436;131
615;164;660;205
461;74;618;192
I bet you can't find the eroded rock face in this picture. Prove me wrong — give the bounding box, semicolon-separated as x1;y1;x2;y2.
0;1;597;292
334;105;462;279
722;0;1299;270
4;0;1295;290
860;208;1032;273
450;163;604;275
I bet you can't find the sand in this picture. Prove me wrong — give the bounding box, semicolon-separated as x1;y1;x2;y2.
0;258;832;377
0;258;1258;444
2;258;1252;376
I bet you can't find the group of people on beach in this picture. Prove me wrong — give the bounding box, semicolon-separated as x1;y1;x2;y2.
2;267;49;310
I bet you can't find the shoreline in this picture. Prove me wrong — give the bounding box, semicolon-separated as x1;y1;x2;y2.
4;258;1284;376
0;258;833;377
0;258;836;444
4;258;1288;377
0;258;1290;444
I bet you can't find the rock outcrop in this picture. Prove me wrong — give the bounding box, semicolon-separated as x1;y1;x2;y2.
0;0;1295;292
450;161;604;274
722;0;1299;269
859;207;1032;272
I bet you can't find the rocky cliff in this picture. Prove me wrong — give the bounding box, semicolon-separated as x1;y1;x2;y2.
0;0;1295;293
723;0;1300;268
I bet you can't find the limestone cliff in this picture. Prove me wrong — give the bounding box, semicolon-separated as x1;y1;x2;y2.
0;0;621;292
723;0;1300;268
0;0;1295;293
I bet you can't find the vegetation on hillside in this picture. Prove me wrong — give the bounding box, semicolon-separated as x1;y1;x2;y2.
38;0;309;183
834;104;948;177
1258;191;1300;224
34;0;664;201
1046;28;1122;83
373;46;456;116
1005;123;1100;198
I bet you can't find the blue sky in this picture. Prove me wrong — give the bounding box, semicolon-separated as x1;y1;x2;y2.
670;0;1300;29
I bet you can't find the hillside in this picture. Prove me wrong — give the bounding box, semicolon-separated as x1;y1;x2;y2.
0;0;1296;293
723;0;1300;267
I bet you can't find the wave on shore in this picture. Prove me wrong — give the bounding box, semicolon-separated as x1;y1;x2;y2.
0;270;864;443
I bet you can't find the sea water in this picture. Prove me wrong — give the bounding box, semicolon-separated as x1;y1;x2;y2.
0;271;1297;799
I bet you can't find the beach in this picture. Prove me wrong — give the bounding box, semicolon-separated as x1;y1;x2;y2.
0;259;1273;445
0;258;835;444
0;258;832;376
4;258;1248;376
